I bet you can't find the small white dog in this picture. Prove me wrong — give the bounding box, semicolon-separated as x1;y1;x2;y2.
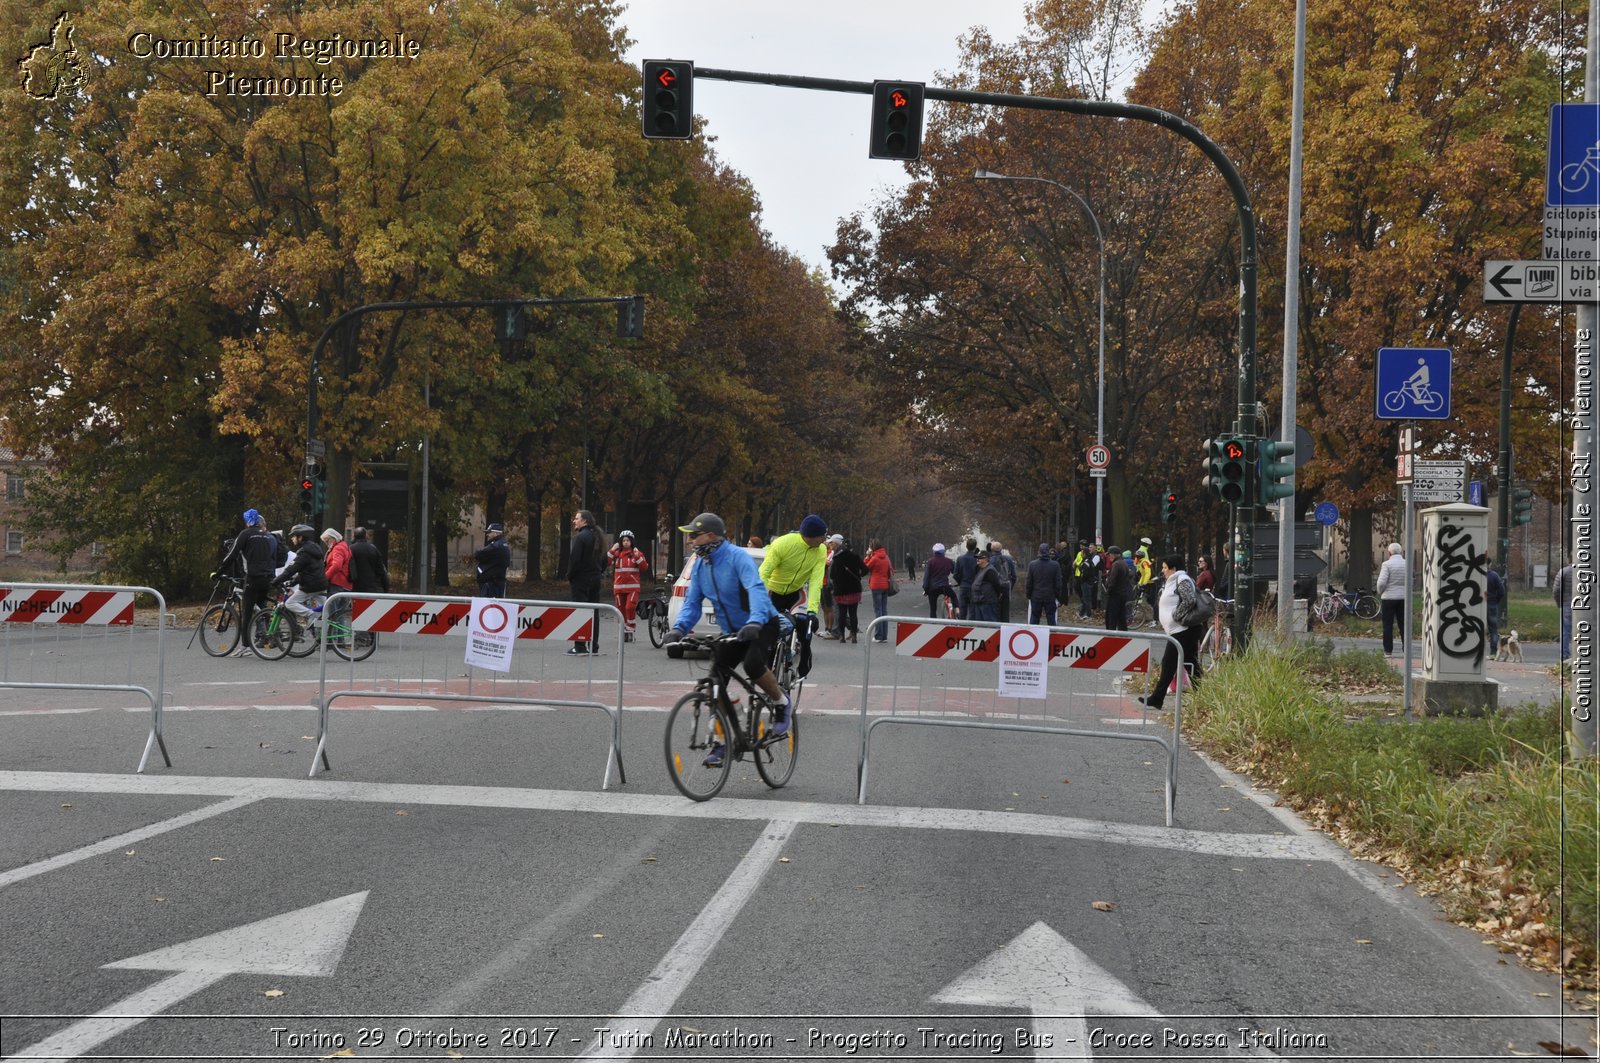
1495;630;1523;663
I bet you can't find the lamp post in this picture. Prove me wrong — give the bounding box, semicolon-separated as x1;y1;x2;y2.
975;169;1107;545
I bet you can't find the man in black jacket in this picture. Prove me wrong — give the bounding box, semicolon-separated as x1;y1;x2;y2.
1103;546;1133;631
350;527;389;594
475;522;511;598
1025;543;1064;626
219;508;279;658
566;510;605;654
951;538;979;620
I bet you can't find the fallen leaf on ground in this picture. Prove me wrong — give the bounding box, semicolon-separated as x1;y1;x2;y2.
778;857;790;863
1091;901;1116;912
1061;777;1070;784
321;1050;353;1059
1536;1042;1587;1056
125;850;136;856
210;857;225;862
1356;939;1373;945
264;989;285;998
61;803;73;809
394;810;409;816
641;857;657;863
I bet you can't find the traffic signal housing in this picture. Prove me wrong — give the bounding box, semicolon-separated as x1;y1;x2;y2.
642;60;693;139
1259;438;1295;504
1203;437;1250;504
1162;491;1179;523
869;81;924;161
299;477;315;517
1512;486;1534;526
616;295;644;339
312;471;327;515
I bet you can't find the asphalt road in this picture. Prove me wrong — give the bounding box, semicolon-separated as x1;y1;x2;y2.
0;611;1588;1061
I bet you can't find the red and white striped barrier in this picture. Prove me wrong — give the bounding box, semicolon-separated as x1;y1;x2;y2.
893;623;1149;672
347;598;594;642
0;588;135;625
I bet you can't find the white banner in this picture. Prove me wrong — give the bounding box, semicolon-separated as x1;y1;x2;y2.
997;624;1048;699
465;598;515;672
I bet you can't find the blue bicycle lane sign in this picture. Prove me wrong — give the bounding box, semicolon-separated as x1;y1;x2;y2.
1548;103;1600;207
1375;347;1451;420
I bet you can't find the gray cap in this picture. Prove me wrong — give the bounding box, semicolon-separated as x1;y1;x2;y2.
678;512;726;536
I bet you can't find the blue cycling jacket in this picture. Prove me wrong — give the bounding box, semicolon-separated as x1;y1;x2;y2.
674;540;778;634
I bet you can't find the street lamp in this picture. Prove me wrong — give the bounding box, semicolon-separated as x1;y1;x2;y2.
974;168;1107;546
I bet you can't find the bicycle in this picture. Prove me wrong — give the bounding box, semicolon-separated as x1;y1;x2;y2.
638;585;671;648
663;633;798;801
292;597;379;662
1125;595;1154;629
1198;597;1235;672
247;586;304;661
1314;585;1379;624
194;574;245;657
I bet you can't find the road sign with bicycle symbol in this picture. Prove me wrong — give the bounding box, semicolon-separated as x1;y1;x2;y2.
1548;103;1600;207
1375;346;1451;420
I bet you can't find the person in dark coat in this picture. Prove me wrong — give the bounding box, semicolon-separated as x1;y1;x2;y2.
922;543;957;618
350;527;390;594
1025;542;1064;626
951;538;979;619
475;522;511;598
828;538;869;643
218;508;279;658
1483;554;1505;655
1102;546;1133;631
566;509;607;654
967;552;1003;623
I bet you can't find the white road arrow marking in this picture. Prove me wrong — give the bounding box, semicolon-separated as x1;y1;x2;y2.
933;921;1158;1060
14;891;369;1063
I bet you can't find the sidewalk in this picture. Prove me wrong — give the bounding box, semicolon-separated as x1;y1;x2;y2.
1326;635;1565;712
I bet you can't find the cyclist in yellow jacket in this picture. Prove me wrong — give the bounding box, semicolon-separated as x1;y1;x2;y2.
759;514;829;619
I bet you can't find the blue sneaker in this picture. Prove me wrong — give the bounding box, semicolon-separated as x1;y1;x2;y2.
703;743;725;768
769;697;791;736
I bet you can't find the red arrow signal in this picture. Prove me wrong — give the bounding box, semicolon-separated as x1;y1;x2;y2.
656;68;676;89
890;89;908;108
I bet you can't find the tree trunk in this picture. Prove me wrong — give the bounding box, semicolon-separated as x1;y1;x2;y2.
432;516;452;592
1348;508;1374;589
523;483;545;581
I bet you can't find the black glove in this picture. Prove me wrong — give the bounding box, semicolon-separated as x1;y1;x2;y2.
662;629;684;645
737;622;762;642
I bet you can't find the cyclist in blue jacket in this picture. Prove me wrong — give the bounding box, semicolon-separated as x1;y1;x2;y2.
664;512;791;761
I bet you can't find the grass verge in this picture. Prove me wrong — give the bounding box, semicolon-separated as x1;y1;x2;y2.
1186;639;1597;1004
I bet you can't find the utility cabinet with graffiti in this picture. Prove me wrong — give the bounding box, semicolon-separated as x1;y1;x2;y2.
1417;504;1499;716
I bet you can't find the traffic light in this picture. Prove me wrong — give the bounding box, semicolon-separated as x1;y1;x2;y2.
1259;438;1295;504
312;472;327;515
869;81;924;161
616;295;644;339
1162;491;1179;524
1203;437;1249;504
299;477;314;517
1512;485;1534;525
498;304;525;357
642;60;693;139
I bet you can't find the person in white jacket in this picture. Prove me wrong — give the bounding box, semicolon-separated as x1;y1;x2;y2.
1375;542;1407;656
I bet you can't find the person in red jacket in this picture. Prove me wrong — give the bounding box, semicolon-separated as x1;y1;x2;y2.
863;538;896;643
606;530;650;641
322;528;352;593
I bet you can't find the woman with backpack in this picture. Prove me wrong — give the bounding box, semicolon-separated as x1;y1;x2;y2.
1136;555;1209;710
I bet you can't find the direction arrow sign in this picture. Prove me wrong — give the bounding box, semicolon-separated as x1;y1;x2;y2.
15;892;369;1062
1483;259;1600;303
933;921;1159;1059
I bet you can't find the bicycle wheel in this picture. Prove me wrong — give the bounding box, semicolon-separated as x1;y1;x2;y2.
331;625;377;662
647;603;669;649
286;617;319;658
1355;594;1380;620
664;692;733;801
1382;389;1405;413
1129;599;1154;629
753;696;798;789
248;608;295;661
198;603;240;657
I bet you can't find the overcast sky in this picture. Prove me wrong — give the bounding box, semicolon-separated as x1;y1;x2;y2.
620;1;1035;274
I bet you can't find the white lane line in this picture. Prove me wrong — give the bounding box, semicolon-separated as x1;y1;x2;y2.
0;795;259;888
0;771;1325;861
0;708;102;716
580;819;797;1061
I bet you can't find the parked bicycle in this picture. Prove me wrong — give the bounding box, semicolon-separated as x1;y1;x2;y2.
638;584;671;648
1124;596;1155;629
194;573;246;657
1198;596;1235;672
1314;585;1379;624
663;632;799;801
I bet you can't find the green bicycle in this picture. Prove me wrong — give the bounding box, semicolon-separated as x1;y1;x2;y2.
249;590;377;662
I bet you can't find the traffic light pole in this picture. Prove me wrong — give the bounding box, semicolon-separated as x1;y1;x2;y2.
692;66;1260;648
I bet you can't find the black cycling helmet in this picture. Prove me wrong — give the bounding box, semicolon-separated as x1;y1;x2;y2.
289;524;315;539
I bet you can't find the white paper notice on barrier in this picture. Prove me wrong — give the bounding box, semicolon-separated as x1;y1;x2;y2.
466;598;515;672
998;624;1048;699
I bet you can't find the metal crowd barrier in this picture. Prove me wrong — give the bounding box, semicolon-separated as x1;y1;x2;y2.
0;582;171;773
855;614;1183;825
310;592;625;788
